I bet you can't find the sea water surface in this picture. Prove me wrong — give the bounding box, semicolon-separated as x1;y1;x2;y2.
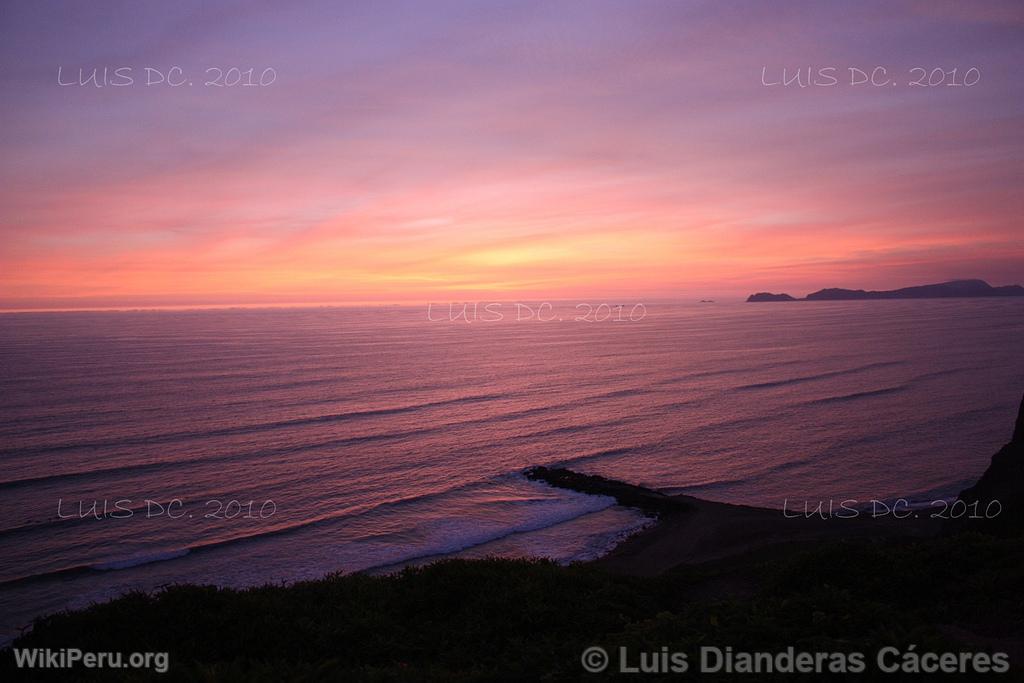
1;300;1022;641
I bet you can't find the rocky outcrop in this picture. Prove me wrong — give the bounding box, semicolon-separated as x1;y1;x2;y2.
948;393;1024;536
524;466;690;517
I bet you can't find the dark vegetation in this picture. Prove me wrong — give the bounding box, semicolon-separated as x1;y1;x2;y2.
2;533;1022;681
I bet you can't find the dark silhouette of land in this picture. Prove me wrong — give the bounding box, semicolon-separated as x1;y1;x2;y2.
747;292;797;302
747;278;1024;302
948;393;1024;536
524;466;690;516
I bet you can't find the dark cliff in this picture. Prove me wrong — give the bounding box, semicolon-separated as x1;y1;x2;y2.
949;393;1024;536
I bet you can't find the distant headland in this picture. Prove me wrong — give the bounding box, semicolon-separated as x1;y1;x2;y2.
747;278;1024;302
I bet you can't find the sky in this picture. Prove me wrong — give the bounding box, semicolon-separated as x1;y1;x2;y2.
1;0;1022;309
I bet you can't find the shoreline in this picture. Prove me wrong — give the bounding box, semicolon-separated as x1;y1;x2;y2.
526;466;942;576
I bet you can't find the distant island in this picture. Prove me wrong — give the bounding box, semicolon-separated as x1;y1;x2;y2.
746;292;796;302
747;278;1024;302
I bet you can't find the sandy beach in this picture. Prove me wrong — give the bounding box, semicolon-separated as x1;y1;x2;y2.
595;493;941;576
526;467;943;577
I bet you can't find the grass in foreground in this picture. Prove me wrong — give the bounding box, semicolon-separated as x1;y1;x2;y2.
1;533;1022;681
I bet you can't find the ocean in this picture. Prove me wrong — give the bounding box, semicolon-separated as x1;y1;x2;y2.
1;299;1022;642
